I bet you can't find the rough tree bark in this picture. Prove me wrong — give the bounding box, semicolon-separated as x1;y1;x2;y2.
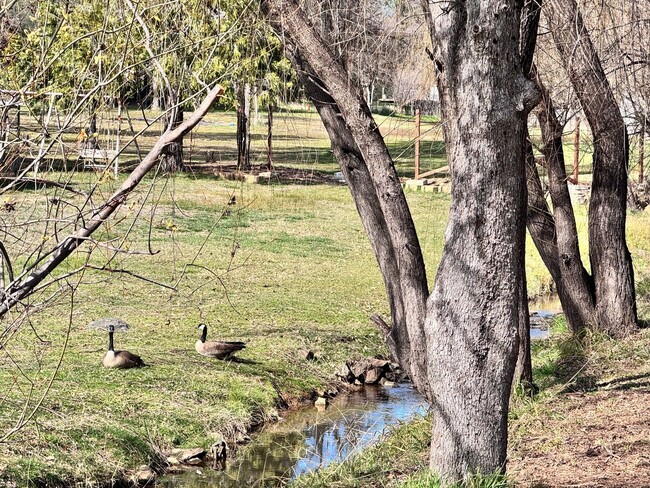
547;0;637;337
422;1;538;479
264;0;538;481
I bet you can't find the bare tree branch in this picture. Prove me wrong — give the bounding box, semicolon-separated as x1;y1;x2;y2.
0;83;225;319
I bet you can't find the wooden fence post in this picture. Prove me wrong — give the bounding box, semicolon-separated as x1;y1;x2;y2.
267;104;274;171
572;116;580;184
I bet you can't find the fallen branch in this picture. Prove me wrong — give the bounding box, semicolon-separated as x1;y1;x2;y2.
0;84;225;319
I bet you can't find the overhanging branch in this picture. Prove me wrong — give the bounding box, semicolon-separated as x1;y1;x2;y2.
0;84;225;319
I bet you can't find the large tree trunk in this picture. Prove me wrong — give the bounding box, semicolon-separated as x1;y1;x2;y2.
547;0;637;337
237;83;252;171
422;1;538;480
160;91;185;172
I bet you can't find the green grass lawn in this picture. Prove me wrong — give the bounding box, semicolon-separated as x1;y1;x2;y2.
1;109;649;485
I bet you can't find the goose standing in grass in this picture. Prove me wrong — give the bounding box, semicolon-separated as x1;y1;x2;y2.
103;324;145;368
195;323;246;360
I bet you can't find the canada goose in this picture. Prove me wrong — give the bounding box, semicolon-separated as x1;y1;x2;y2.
195;323;245;360
103;325;145;368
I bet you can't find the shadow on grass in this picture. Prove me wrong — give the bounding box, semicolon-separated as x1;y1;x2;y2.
533;331;597;393
596;371;650;391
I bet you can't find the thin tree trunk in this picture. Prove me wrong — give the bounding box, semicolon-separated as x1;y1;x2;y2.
514;0;541;392
253;84;260;126
515;268;534;392
261;0;431;400
640;117;645;184
547;0;637;337
160;91;185;172
237;83;252;171
533;67;595;331
150;75;162;111
267;104;274;171
423;1;538;480
87;98;99;150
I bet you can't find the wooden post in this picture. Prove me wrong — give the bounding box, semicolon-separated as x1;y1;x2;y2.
267;104;274;171
415;108;421;179
572;116;580;184
639;117;645;185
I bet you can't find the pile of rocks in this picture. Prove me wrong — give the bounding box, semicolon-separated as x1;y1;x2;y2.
335;358;406;385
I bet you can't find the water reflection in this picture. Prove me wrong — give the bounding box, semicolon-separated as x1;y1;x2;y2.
158;385;427;487
530;308;559;340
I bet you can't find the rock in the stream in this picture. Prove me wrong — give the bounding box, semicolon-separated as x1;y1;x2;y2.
337;358;403;385
349;359;372;380
170;447;207;464
132;465;156;485
370;358;391;370
384;362;407;382
314;396;328;410
364;367;383;385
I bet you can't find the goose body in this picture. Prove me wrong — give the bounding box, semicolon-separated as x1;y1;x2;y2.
103;325;145;369
195;323;245;360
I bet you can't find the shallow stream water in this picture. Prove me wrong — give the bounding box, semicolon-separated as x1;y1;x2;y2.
157;384;428;487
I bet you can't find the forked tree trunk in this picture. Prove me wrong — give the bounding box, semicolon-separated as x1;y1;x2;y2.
547;0;637;337
160;91;185;172
265;0;538;481
423;1;538;479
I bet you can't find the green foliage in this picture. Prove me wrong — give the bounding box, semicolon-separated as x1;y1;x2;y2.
2;0;133;104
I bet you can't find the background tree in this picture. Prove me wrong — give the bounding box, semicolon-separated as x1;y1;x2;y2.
522;0;638;338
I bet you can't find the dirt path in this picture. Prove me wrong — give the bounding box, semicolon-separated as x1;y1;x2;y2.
510;376;650;487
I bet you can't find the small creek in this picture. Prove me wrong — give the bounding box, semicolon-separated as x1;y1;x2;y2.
158;305;558;487
157;384;428;487
530;295;562;340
